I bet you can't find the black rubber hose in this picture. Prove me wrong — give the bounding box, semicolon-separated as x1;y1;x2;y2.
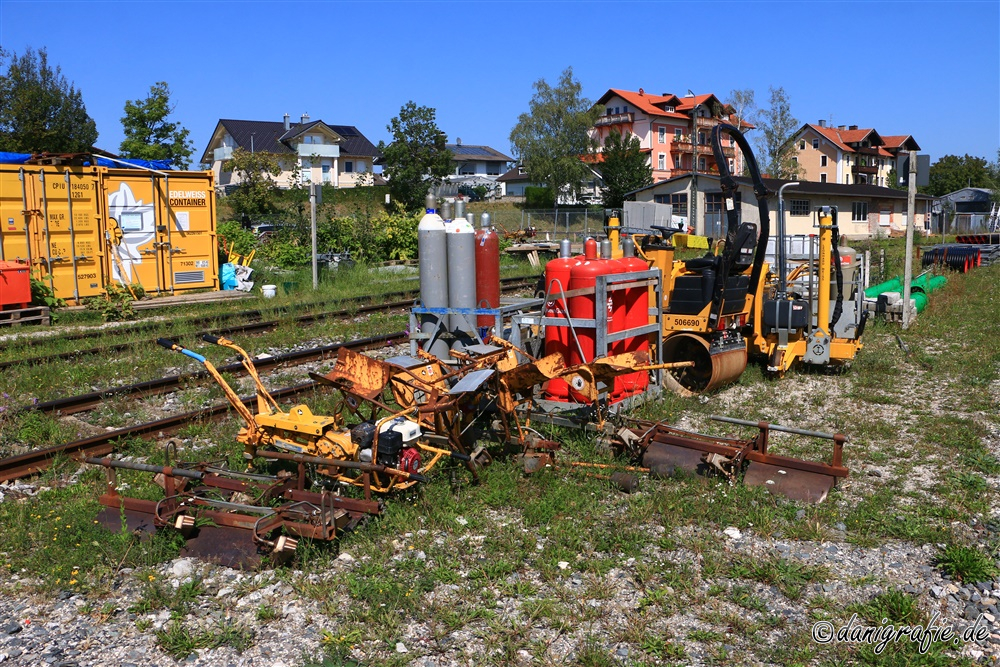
829;210;844;329
157;338;177;350
711;123;772;310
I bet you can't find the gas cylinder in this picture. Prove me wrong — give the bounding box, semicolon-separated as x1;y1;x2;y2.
617;237;650;398
417;194;451;359
475;212;500;330
542;239;579;401
601;240;630;403
447;211;477;353
567;240;617;403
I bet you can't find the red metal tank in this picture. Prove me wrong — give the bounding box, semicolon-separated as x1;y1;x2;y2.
567;244;617;403
542;248;581;401
616;252;651;398
0;261;31;309
474;215;500;328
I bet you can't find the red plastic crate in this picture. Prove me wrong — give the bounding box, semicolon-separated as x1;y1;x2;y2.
0;261;31;309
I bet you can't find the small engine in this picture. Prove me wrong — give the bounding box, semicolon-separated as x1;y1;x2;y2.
352;417;422;472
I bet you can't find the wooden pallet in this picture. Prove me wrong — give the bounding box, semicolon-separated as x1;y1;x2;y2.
0;306;50;327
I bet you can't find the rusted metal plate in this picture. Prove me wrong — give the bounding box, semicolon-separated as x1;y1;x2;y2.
743;461;835;503
642;441;710;477
96;507;156;535
181;526;263;569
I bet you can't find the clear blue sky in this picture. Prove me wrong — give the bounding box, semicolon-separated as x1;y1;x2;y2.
2;0;998;166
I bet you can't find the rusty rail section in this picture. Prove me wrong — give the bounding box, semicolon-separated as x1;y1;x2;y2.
0;333;402;482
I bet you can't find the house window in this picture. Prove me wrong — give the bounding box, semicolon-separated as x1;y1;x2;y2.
698;131;706;145
799;140;806;150
664;105;675;112
300;160;311;183
820;174;827;183
852;202;869;221
486;162;500;176
698;157;706;171
705;193;724;213
821;155;828;167
671;193;688;216
322;164;331;183
790;199;810;216
658;127;666;144
657;153;666;170
654;195;669;204
792;156;798;163
344;161;354;173
357;161;366;173
812;139;819;149
674;155;681;169
728;159;734;172
622;105;628;113
674;128;682;140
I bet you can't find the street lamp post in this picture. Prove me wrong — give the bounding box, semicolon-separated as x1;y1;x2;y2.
690;103;705;236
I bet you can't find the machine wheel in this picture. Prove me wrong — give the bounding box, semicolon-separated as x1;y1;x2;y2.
661;333;747;396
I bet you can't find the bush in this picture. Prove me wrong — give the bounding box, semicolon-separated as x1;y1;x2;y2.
525;186;555;208
217;220;258;256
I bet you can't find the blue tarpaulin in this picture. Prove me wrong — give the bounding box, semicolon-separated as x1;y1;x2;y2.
0;152;173;170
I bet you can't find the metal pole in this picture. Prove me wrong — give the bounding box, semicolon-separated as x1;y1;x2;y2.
902;150;917;329
38;170;56;294
775;182;800;299
63;170;80;301
310;185;318;290
691;106;699;236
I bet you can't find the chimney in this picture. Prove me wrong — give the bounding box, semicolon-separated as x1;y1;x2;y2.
849;125;858;131
283;113;290;131
838;125;847;130
818;119;826;127
301;113;310;124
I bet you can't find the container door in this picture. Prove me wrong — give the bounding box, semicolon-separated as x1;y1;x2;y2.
158;172;218;291
0;166;35;267
102;172;164;294
32;167;105;304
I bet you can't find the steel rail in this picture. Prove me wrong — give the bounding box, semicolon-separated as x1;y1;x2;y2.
0;333;399;482
0;277;535;371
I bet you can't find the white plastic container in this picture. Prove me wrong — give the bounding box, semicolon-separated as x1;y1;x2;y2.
262;284;277;298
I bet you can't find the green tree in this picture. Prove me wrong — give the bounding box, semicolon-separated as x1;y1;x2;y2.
726;88;757;132
377;102;453;211
755;86;800;180
922;154;997;197
509;67;603;204
600;129;652;209
0;46;98;153
223;148;281;217
119;82;194;168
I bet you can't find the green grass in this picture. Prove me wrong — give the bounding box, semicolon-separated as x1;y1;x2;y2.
154;619;254;661
934;544;999;583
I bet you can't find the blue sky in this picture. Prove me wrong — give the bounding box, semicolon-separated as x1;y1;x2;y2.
2;0;998;166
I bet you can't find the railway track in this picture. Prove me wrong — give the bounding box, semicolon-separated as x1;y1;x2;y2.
0;333;400;482
0;276;537;371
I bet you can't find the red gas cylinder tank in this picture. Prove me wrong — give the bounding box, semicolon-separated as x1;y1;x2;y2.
567;243;617;403
474;213;500;329
542;239;580;401
616;248;651;398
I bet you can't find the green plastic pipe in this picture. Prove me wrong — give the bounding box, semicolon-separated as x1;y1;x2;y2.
911;291;929;313
864;276;902;299
912;274;947;294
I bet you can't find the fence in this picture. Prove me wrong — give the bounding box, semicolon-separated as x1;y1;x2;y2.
475;208;607;242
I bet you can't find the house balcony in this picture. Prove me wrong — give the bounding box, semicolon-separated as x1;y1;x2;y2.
213;146;233;162
595;112;634;127
671;167;721;177
852;163;878;175
672;140;732;157
694;116;717;128
298;144;340;159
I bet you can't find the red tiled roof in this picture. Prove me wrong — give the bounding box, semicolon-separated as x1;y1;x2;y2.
597;89;693;119
808;125;853;152
675;93;717;111
881;135;921;151
838;128;879;145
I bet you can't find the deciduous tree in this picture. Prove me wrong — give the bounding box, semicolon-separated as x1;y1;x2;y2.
119;82;194;168
377;102;452;211
0;46;98;153
509;67;603;203
922;154;997;197
755;86;800;180
726;88;757;132
223;148;281;217
600;130;652;209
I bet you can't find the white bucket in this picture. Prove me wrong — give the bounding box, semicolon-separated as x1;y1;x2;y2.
262;284;277;298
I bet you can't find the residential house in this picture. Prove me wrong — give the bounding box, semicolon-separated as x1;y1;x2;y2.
589;89;751;183
496;165;604;204
790;122;920;187
629;174;934;239
200;114;381;191
434;140;513;198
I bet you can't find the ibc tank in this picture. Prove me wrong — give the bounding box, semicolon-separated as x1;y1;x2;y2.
418;194;451;359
